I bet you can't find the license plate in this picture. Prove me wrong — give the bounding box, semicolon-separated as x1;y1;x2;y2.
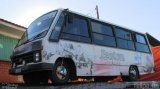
15;68;21;73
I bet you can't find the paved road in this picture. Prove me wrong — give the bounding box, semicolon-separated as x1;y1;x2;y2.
1;81;160;89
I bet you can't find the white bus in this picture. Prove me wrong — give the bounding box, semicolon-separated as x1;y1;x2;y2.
10;9;155;84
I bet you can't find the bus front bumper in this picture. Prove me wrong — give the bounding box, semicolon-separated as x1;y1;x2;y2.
9;63;54;75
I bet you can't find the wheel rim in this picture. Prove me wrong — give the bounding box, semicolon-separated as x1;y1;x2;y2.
130;67;137;79
56;65;67;80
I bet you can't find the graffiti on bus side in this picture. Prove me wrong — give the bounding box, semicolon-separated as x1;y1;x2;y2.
100;49;125;65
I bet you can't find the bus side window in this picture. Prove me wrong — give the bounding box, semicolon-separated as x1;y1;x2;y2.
91;21;116;47
61;14;91;43
135;34;150;53
135;34;146;44
115;28;135;50
49;13;65;41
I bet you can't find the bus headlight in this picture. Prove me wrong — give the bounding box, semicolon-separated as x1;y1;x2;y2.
22;60;25;65
13;63;15;67
35;53;40;62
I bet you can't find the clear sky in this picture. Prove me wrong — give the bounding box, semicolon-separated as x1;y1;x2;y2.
0;0;160;40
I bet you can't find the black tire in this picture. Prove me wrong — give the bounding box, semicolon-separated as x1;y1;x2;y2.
50;61;70;84
23;72;48;85
128;66;139;81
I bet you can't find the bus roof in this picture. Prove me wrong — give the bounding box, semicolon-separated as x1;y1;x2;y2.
55;8;146;35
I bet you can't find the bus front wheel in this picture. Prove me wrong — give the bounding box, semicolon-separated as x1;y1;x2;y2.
50;61;70;84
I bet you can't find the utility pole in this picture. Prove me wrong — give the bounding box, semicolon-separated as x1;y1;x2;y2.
95;5;99;19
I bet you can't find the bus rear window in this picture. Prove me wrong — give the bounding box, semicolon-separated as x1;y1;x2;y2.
135;34;150;53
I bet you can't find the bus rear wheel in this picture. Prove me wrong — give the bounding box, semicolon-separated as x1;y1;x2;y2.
121;66;139;81
50;61;70;84
129;66;139;81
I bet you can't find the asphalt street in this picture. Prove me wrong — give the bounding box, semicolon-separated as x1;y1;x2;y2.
1;81;160;89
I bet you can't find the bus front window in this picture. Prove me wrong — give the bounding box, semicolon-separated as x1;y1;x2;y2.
27;11;57;41
18;11;57;46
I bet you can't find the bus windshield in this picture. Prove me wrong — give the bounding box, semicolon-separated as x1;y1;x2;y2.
18;11;57;46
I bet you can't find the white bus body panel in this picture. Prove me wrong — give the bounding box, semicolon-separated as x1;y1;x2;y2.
42;39;154;76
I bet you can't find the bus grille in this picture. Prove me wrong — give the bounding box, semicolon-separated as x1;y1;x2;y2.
13;53;34;66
